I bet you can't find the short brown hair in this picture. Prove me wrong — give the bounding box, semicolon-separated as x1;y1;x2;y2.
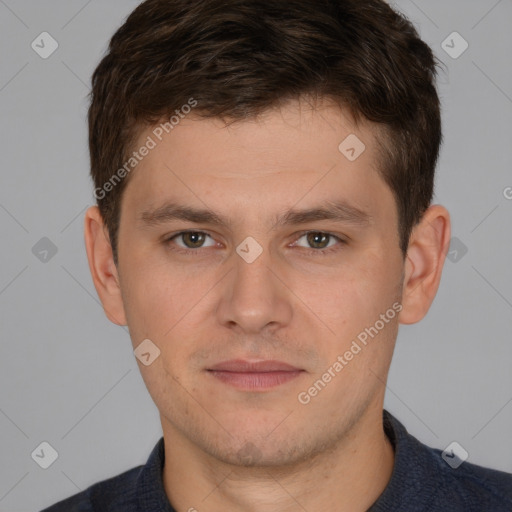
88;0;442;265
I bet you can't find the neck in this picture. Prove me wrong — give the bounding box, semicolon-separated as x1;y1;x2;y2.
161;407;395;512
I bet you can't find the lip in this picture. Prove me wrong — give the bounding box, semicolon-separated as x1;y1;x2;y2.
208;359;301;372
207;359;304;391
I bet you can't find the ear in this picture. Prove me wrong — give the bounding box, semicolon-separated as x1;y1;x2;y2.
399;204;451;325
84;206;127;326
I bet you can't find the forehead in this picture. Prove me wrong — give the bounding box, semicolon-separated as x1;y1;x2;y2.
119;100;395;229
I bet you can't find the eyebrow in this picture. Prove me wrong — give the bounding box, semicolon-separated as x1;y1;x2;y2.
138;200;372;230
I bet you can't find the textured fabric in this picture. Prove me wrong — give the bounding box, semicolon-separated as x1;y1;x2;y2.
41;410;512;511
368;412;512;511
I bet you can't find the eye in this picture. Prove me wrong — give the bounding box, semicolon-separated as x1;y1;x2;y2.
164;230;346;256
292;231;346;255
166;231;216;252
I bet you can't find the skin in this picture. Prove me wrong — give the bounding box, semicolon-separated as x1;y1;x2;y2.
84;98;450;512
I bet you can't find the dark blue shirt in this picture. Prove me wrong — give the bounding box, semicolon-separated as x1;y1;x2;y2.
41;410;512;511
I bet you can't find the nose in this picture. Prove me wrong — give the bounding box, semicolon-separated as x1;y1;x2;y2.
215;243;293;334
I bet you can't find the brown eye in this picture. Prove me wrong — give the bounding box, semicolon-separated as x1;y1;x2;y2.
306;232;331;249
293;231;346;256
167;231;216;251
181;232;207;248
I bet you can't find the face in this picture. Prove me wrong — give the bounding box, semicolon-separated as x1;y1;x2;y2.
113;100;406;466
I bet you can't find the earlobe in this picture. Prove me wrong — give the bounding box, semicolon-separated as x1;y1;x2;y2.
84;206;127;326
399;205;451;325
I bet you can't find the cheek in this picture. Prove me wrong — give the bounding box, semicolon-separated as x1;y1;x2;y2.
121;259;219;385
122;256;208;333
318;259;392;322
311;252;401;358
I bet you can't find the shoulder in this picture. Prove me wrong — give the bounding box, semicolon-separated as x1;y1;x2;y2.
378;411;512;511
40;465;143;512
40;437;167;512
426;445;512;510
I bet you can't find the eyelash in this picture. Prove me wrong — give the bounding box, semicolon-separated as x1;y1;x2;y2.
164;230;347;257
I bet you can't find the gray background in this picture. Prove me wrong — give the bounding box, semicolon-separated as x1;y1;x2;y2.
0;0;511;510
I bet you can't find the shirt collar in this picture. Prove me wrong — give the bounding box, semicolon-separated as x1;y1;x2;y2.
368;410;441;511
136;436;176;512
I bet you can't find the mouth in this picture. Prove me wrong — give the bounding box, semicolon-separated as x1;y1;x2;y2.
206;359;305;391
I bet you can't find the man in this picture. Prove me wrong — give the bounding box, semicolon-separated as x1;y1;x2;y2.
42;0;512;510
